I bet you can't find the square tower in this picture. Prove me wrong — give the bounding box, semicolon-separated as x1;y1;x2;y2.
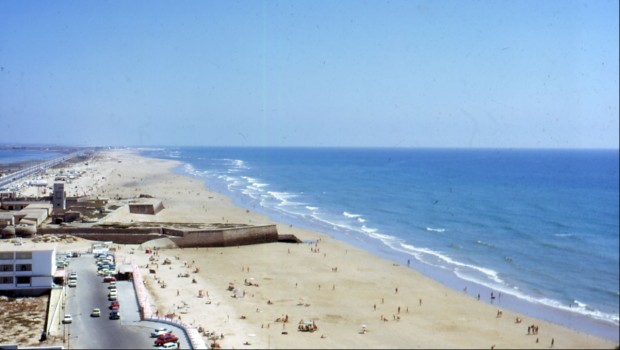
52;182;66;210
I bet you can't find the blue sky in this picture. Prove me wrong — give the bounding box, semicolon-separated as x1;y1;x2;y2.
1;0;618;148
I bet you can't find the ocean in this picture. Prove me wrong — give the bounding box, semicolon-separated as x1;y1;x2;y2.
143;147;618;340
0;149;63;165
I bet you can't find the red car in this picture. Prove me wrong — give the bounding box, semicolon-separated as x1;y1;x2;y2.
154;333;179;346
110;301;120;311
103;276;116;283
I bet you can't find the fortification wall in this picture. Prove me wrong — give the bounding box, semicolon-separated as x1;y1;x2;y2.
37;224;281;247
38;227;164;244
161;227;185;237
172;224;279;247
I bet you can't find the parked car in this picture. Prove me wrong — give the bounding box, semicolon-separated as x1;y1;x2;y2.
68;279;77;287
150;327;172;337
103;276;116;283
109;311;120;320
160;342;179;349
108;290;118;300
91;308;101;317
69;272;78;279
62;314;73;324
154;333;179;346
110;301;120;310
108;282;117;289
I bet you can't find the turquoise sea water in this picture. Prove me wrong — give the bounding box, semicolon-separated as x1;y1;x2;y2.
142;147;618;340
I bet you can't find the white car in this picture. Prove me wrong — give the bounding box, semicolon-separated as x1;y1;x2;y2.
69;272;78;279
150;327;172;337
91;308;101;317
160;342;179;349
108;290;118;300
68;279;77;287
62;314;73;324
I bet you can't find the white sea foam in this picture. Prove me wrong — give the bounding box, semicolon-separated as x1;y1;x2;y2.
360;225;378;234
357;217;366;223
343;212;362;218
227;159;247;169
305;206;319;211
267;191;306;206
573;300;588;309
554;233;575;238
398;242;504;285
184;164;208;177
216;158;248;170
426;227;446;233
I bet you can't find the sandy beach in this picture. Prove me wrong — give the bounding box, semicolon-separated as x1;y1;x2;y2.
5;149;619;349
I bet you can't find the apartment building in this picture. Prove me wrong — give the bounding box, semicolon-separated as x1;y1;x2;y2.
0;242;57;295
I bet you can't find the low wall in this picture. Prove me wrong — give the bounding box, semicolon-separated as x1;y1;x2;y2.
38;224;282;247
38;227;164;244
46;287;64;337
172;225;279;248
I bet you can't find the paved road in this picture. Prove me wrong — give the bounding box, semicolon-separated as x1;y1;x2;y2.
0;150;88;189
63;254;190;349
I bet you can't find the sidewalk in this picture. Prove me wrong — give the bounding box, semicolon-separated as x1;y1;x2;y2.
46;286;65;338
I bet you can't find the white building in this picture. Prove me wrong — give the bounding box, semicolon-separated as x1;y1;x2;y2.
0;242;57;294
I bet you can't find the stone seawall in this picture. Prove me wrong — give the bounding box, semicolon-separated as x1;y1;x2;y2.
171;225;279;248
37;224;280;247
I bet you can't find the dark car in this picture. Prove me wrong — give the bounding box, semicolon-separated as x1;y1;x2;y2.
109;311;120;320
154;333;179;346
103;276;116;283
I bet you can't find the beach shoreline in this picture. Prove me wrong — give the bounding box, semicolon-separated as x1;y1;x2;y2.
3;148;618;349
161;149;620;343
101;149;615;349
